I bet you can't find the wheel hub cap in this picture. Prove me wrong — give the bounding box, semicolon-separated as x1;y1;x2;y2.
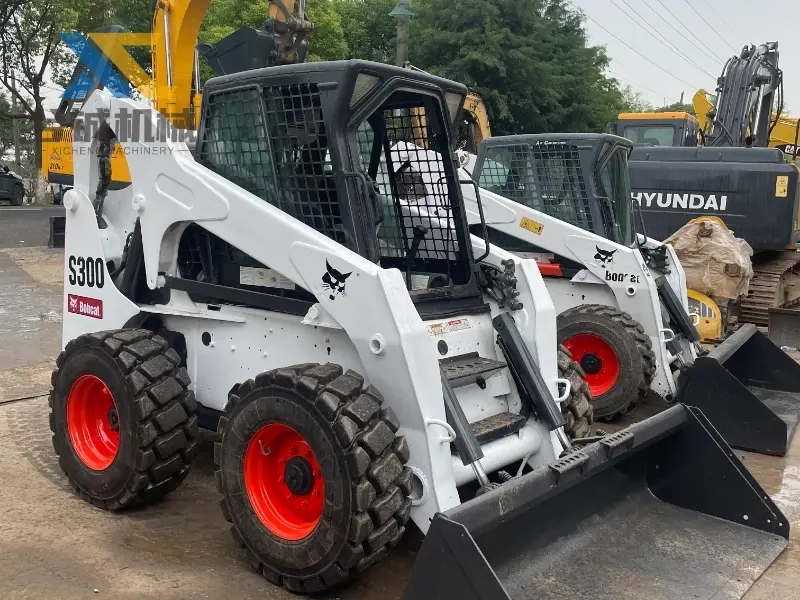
244;423;325;541
284;457;315;496
107;407;119;431
580;353;602;374
66;374;120;471
563;333;621;397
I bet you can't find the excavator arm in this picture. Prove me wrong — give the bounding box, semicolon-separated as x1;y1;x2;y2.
704;42;782;148
151;0;212;126
153;0;313;127
692;88;714;138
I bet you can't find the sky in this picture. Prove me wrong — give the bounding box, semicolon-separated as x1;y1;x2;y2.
570;0;800;112
39;0;800;118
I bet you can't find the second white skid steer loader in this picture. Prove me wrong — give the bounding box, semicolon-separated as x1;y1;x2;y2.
455;134;696;419
456;133;800;456
51;61;788;599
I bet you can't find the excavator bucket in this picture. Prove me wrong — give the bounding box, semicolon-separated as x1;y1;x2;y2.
403;404;788;600
677;323;800;456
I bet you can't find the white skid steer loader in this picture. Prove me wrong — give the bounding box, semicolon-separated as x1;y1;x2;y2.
392;133;800;457
52;61;787;598
456;134;696;418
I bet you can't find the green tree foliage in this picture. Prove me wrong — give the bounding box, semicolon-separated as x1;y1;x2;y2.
334;0;397;62
305;0;349;61
655;101;695;115
409;0;625;135
619;85;653;113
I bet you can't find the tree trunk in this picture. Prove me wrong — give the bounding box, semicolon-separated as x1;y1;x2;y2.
32;102;45;204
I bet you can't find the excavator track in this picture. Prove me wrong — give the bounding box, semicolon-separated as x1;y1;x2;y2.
740;251;800;326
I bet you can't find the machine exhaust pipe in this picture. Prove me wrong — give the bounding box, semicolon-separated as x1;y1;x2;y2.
403;404;788;600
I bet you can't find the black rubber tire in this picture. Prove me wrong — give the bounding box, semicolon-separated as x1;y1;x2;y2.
215;363;412;595
557;305;655;421
558;345;594;439
50;329;198;510
10;185;23;206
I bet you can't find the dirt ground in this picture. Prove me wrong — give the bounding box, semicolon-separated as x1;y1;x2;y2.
2;246;800;599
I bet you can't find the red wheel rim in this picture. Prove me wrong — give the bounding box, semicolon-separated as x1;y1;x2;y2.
244;423;325;541
563;333;620;397
66;374;120;471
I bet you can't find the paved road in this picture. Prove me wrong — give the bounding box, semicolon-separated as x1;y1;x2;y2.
0;205;64;249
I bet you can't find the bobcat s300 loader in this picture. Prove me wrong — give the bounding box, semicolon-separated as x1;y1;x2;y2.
52;60;787;599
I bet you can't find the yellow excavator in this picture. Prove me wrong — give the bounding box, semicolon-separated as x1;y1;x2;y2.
41;0;312;195
457;91;491;151
609;110;703;147
615;42;800;331
610;42;796;159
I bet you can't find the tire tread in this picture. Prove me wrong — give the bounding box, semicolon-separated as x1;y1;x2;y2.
559;304;656;420
215;363;409;593
50;329;197;510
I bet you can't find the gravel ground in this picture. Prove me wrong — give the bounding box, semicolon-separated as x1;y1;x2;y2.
0;242;799;598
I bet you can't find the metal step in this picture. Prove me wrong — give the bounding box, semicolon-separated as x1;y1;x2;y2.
470;412;527;445
440;352;507;388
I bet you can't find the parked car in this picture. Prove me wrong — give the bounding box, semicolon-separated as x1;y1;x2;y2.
0;165;25;206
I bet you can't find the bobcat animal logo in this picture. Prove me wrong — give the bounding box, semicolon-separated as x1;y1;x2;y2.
68;295;79;311
594;246;617;268
321;260;352;300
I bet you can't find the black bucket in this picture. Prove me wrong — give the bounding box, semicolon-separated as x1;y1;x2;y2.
402;405;788;600
679;323;800;455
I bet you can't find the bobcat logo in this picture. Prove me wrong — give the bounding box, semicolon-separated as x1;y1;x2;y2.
321;260;352;300
68;295;79;311
594;246;617;268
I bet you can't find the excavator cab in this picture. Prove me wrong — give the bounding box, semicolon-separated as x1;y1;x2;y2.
609;112;701;147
